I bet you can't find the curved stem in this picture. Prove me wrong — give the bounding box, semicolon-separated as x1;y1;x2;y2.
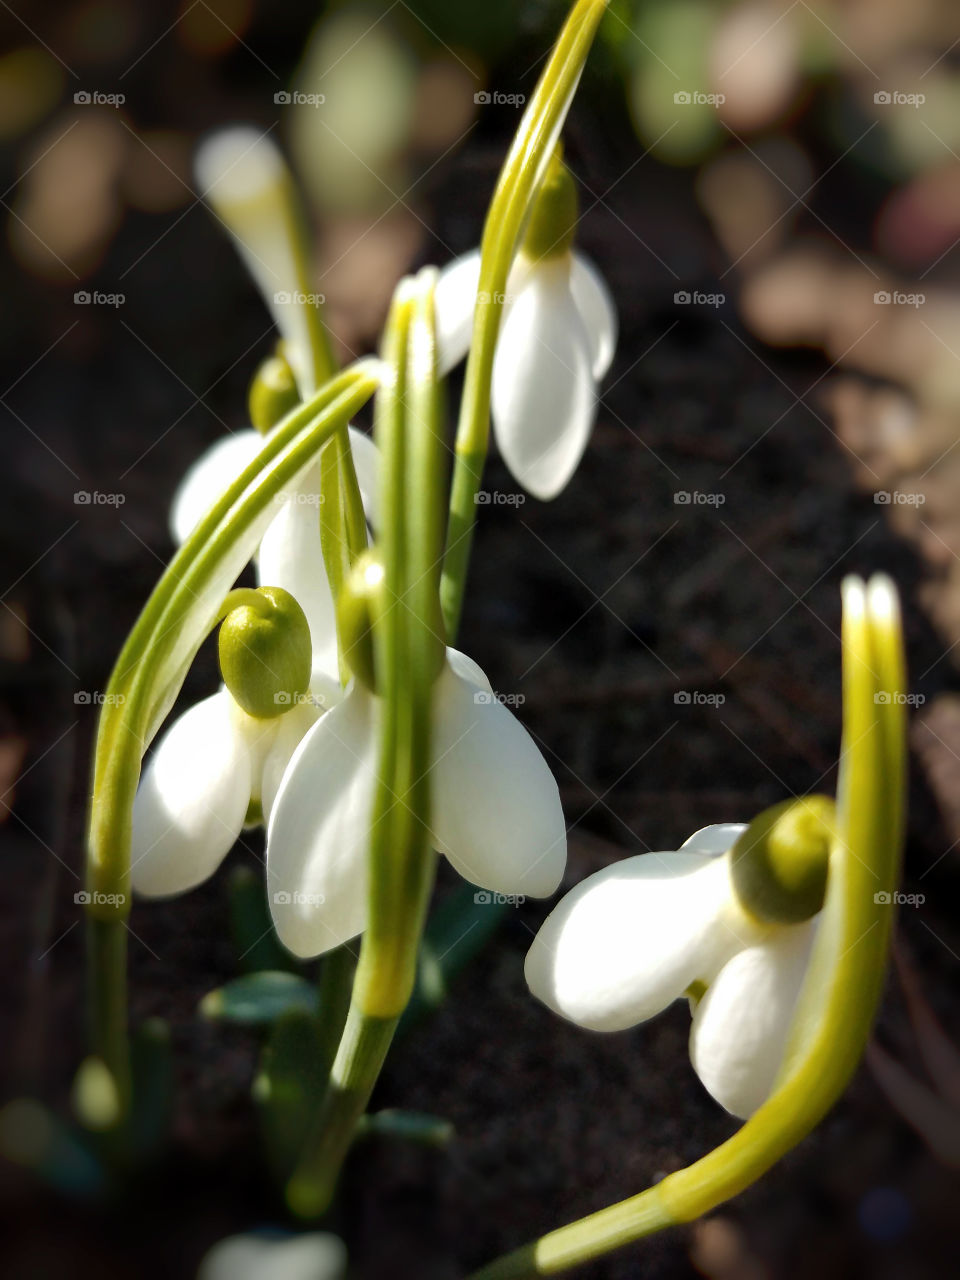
440;0;609;638
466;577;906;1278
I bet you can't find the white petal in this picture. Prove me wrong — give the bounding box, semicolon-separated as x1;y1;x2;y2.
195;128;318;396
131;691;251;897
198;1232;347;1280
434;250;481;375
569;254;618;380
690;921;816;1118
491;258;596;500
680;823;747;857
170;431;262;546
347;426;380;531
258;670;342;820
430;651;566;898
266;687;377;957
525;852;762;1032
257;461;339;678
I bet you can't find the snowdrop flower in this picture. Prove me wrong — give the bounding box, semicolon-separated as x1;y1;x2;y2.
197;1231;346;1280
195;127;322;398
435;151;617;500
132;588;338;898
169;409;378;681
525;799;835;1118
177;130;381;677
266;562;566;957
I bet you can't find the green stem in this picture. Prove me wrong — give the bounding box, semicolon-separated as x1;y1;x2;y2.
440;0;609;638
86;916;131;1122
317;946;356;1072
85;364;380;1111
286;1006;399;1218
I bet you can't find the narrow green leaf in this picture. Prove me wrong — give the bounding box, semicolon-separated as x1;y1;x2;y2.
201;972;320;1026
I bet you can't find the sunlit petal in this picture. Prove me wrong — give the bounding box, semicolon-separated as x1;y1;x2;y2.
131;690;251;897
525;852;760;1032
690;921;815;1118
431;651;566;897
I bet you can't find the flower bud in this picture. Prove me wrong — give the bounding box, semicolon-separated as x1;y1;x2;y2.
336;551;385;693
248;350;299;434
219;586;312;719
731;796;835;925
521;149;579;263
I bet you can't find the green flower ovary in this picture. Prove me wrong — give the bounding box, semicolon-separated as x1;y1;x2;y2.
731;795;835;925
219;586;312;719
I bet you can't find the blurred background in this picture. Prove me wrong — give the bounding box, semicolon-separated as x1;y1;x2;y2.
0;1;959;1276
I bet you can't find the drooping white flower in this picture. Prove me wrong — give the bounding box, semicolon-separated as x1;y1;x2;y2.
131;674;339;899
524;822;820;1119
197;1231;346;1280
176;129;381;678
195;127;321;398
266;648;567;958
433;152;617;501
170;428;379;679
131;588;338;899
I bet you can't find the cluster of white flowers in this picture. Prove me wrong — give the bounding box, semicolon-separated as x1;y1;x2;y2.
131;123;850;1128
130;129;593;959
